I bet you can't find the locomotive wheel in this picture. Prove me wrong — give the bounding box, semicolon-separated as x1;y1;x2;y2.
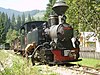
36;48;46;63
39;48;46;63
33;47;47;64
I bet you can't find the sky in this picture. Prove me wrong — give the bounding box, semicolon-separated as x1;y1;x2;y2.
0;0;49;11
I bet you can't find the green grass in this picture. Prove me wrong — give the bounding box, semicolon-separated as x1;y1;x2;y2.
0;50;58;75
0;50;9;61
1;50;100;75
71;58;100;69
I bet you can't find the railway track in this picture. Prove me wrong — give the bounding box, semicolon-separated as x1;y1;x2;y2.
40;62;100;75
68;65;100;75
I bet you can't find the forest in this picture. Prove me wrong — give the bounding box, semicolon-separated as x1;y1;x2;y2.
0;0;100;45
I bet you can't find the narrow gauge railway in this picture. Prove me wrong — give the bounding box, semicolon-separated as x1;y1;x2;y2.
68;65;100;75
48;63;100;75
47;62;100;75
32;62;100;75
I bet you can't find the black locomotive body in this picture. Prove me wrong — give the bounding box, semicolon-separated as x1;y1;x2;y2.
14;1;80;65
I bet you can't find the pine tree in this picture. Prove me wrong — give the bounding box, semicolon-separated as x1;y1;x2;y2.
4;14;10;33
11;14;16;29
22;13;25;25
8;18;12;29
16;15;22;31
6;29;18;43
0;12;5;43
27;14;32;22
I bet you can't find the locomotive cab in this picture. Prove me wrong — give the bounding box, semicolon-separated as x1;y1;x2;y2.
19;21;48;55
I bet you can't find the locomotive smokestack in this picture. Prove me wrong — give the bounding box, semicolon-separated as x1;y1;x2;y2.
52;1;68;15
52;1;68;24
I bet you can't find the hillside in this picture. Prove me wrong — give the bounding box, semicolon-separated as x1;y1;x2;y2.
0;7;45;19
33;11;46;20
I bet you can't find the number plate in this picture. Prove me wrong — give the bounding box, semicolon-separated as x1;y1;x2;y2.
64;50;70;56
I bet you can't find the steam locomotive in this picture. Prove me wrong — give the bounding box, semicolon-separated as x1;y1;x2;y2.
14;1;80;65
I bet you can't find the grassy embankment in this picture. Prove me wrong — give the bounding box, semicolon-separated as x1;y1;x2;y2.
0;50;58;75
71;58;100;69
0;50;100;75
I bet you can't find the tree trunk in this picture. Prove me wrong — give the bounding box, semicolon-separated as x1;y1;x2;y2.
96;37;100;52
